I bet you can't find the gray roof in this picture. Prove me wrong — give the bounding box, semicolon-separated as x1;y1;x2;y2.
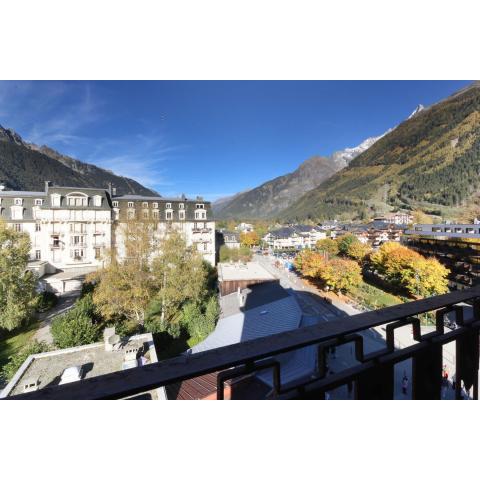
256;314;319;388
188;284;302;355
0;190;45;197
220;281;288;317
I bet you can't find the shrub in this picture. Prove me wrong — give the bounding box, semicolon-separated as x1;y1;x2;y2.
51;308;101;349
1;341;51;382
36;291;58;313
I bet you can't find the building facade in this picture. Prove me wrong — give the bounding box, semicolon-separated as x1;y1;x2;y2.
263;225;326;250
0;182;216;273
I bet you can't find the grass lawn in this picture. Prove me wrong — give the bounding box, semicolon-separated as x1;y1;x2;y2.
347;279;405;310
0;320;41;371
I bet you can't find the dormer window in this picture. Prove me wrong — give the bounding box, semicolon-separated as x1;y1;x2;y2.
93;195;102;207
128;202;134;208
196;203;204;209
142;202;148;208
14;198;23;206
34;199;43;206
166;202;172;209
152;202;158;208
67;192;88;207
51;194;61;207
179;203;185;210
112;201;119;207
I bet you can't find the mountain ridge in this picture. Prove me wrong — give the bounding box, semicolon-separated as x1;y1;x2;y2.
280;82;480;222
213;130;388;219
0;125;157;196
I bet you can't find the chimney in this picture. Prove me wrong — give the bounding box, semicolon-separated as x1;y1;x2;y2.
44;181;51;192
0;183;5;191
112;187;117;196
107;182;112;196
103;327;120;352
237;288;247;307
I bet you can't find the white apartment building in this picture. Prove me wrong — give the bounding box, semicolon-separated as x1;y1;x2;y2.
0;182;216;276
263;225;326;250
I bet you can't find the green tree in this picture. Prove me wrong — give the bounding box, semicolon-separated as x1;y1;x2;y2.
51;306;101;349
337;234;358;256
151;231;208;329
1;341;51;382
0;220;38;331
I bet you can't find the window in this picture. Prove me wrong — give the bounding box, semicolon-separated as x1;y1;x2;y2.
51;194;61;207
35;250;41;260
34;199;43;206
93;195;102;207
67;196;88;207
72;249;84;259
166;202;172;209
52;236;60;247
14;198;23;206
153;211;159;220
14;224;22;232
179;203;185;210
143;210;149;219
112;201;119;207
128;202;134;208
166;211;173;220
94;247;101;259
142;202;148;208
179;211;185;220
127;210;135;219
152;202;158;208
196;203;204;209
35;222;41;232
11;206;24;220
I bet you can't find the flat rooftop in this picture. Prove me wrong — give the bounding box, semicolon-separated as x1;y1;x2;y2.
218;261;275;282
2;333;157;398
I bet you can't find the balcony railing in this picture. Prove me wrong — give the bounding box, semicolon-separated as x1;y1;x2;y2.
4;287;480;400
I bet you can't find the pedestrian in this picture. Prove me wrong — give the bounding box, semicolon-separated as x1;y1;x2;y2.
402;372;409;395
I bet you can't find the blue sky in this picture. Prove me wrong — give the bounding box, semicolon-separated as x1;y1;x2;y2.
0;80;472;200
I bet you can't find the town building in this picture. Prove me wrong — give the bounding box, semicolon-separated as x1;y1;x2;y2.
217;261;276;296
218;230;241;249
0;330;161;399
0;182;216;289
403;223;480;290
373;211;413;225
263;225;326;251
164;281;304;399
235;222;254;233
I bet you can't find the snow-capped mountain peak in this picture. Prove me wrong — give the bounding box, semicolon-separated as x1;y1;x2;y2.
407;104;425;120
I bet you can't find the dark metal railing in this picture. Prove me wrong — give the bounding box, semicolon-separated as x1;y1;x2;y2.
4;287;480;400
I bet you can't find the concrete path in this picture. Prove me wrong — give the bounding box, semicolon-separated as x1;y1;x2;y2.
34;290;81;344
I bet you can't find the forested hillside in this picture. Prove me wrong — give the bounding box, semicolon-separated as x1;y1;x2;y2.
281;82;480;221
0;126;156;195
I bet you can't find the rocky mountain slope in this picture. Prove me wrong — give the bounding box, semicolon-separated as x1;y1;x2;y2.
213;132;387;219
281;82;480;222
0;125;156;195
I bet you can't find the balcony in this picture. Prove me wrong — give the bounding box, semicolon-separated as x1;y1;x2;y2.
4;287;480;400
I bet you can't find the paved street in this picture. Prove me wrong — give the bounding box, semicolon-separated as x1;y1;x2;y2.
255;254;468;400
34;290;81;344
